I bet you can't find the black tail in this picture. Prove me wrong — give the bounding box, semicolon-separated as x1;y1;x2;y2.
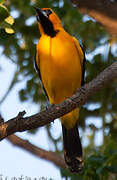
62;124;84;173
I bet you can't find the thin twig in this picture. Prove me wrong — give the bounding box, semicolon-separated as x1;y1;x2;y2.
7;134;66;168
0;70;19;104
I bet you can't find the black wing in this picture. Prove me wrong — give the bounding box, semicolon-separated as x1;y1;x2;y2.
34;50;49;99
80;44;86;86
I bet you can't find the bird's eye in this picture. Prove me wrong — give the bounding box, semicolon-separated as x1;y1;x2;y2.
46;9;52;16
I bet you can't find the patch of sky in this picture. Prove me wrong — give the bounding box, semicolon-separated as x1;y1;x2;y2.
105;113;112;123
86;43;110;62
33;38;39;45
86;117;102;129
50;119;61;140
94;129;103;146
17;38;25;47
10;9;20;19
0;46;4;54
53;0;64;8
111;43;117;57
104;127;109;136
25;16;36;26
85;103;101;111
82;14;96;22
82;127;92;147
59;0;64;8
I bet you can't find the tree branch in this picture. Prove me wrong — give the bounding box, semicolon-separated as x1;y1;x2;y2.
0;61;117;141
71;0;117;36
7;134;66;168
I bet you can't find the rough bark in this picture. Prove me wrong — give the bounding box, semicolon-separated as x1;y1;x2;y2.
0;61;117;141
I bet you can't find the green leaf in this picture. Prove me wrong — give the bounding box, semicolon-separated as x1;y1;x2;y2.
0;21;12;28
104;152;117;166
0;4;9;23
96;167;103;174
0;0;4;4
5;15;14;25
5;27;14;34
0;20;14;34
88;155;105;166
104;166;117;173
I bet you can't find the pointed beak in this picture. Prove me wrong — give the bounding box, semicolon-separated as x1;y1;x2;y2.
33;6;41;14
33;6;48;22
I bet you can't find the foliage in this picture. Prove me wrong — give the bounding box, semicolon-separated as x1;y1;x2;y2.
0;0;14;33
0;0;117;179
61;138;117;179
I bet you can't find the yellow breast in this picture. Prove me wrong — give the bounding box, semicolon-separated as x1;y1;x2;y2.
37;29;82;104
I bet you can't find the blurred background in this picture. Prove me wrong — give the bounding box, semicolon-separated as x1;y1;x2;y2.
0;0;117;179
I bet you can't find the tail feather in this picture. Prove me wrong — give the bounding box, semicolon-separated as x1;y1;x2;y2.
62;124;84;173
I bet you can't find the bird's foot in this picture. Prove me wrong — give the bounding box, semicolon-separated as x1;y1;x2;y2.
45;103;55;110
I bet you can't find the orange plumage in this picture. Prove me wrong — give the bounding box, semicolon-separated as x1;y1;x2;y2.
34;7;85;172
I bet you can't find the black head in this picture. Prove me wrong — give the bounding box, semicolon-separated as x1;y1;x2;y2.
33;7;59;37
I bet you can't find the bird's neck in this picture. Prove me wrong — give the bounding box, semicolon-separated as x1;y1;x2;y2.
38;21;62;38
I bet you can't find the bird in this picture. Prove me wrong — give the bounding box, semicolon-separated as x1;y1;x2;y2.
34;7;86;173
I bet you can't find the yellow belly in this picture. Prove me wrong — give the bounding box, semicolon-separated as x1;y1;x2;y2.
38;30;82;128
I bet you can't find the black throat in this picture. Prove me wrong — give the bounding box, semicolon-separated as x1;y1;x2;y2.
40;16;59;37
